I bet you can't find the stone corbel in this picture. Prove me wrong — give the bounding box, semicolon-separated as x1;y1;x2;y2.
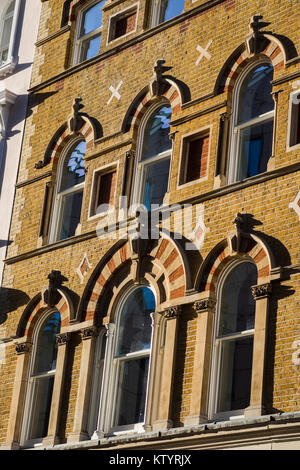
0;89;17;139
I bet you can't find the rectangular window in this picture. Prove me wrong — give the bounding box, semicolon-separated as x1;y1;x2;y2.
89;166;117;217
179;132;210;185
288;89;300;149
108;6;137;42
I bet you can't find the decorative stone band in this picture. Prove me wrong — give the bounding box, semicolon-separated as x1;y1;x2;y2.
81;326;99;340
15;342;32;355
251;283;272;299
56;332;71;346
194;298;216;313
163;305;181;319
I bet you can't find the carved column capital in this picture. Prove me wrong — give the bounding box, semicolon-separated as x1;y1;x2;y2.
251;283;272;299
81;326;99;340
194;298;216;313
56;332;71;346
163;305;181;319
15;342;32;355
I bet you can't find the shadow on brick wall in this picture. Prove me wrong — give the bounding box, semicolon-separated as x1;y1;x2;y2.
0;287;30;327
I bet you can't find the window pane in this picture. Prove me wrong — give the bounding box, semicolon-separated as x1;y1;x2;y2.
114;357;149;426
238;119;273;180
237;64;274;124
6;1;16;15
0;16;13;53
217;337;253;413
117;287;154;355
142;106;172;161
160;0;185;23
60;141;86;192
80;34;101;62
142;157;170;210
58;189;83;240
219;263;257;336
80;1;104;37
34;312;61;374
30;376;54;439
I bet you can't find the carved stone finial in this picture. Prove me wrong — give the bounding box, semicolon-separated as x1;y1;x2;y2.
245;14;270;55
150;59;172;97
43;270;68;308
68;97;85;134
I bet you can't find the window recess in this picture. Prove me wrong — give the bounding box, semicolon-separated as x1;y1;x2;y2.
108;6;137;42
179;131;210;186
89;165;117;218
287;88;300;150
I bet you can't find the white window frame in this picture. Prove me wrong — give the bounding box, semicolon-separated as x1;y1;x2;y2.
150;0;184;28
97;284;155;436
72;0;104;66
107;3;138;45
48;137;85;243
286;87;300;152
208;260;256;422
131;102;172;210
0;0;21;77
227;59;275;184
20;309;60;448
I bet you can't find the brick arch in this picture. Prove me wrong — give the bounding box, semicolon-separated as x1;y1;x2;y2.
214;37;285;96
81;235;190;323
121;80;182;135
16;289;73;341
195;234;275;295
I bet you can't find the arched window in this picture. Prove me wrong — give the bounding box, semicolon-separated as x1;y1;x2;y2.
50;139;86;242
95;285;155;435
134;104;172;210
150;0;185;27
0;0;16;65
228;61;274;183
209;261;258;420
22;311;61;444
73;0;105;65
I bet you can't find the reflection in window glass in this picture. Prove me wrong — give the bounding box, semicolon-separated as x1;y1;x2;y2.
156;0;185;25
76;0;105;63
0;1;15;64
34;312;61;374
60;141;85;192
143;158;170;210
142;106;172;160
80;2;103;36
114;286;154;428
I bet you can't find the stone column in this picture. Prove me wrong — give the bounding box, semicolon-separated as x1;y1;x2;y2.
144;312;162;432
43;332;71;446
152;306;180;431
67;326;99;443
3;342;32;450
92;323;116;439
244;283;272;418
184;298;216;426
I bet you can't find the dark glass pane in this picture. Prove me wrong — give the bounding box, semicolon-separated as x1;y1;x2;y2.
238;119;273;180
80;34;101;61
34;312;61;374
143;157;170;210
80;1;104;36
237;64;274;124
160;0;185;23
30;376;54;439
115;357;149;426
219;263;257;336
60;141;86;192
142;106;172;160
117;287;154;355
218;337;253;412
58;190;83;240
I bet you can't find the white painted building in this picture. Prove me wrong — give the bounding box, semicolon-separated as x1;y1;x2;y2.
0;0;41;285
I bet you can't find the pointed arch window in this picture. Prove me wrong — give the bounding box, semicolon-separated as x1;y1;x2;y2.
209;261;258;420
49;139;86;242
228;61;274;183
21;311;61;444
134;104;172;210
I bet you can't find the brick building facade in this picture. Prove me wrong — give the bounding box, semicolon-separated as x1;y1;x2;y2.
0;0;300;450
